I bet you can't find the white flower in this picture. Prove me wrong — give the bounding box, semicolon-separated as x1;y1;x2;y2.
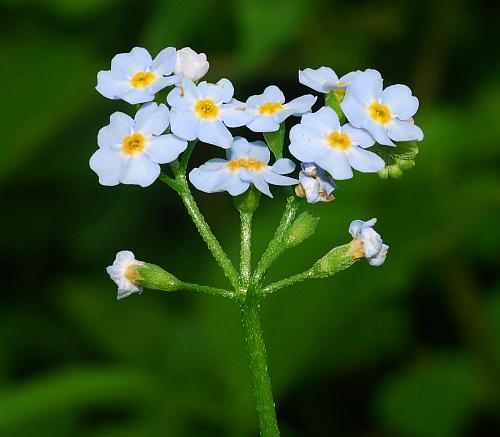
348;218;388;266
106;250;144;299
245;85;316;132
296;162;336;203
174;47;209;81
299;67;360;96
96;47;179;104
167;79;252;148
189;137;297;197
289;106;385;180
90;103;187;187
341;69;424;146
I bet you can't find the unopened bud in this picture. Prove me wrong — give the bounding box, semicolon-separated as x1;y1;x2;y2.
284;211;319;248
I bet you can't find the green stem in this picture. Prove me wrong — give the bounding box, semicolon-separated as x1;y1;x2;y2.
252;196;299;287
240;211;253;287
241;299;280;437
175;175;240;290
180;282;239;300
261;270;313;296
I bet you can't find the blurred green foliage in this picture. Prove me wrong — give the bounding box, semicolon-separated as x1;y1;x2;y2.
1;0;499;435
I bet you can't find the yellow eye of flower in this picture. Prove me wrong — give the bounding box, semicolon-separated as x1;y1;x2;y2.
122;133;145;154
227;158;266;171
334;89;346;97
369;102;391;124
195;99;219;119
259;102;283;115
130;71;155;88
327;131;351;149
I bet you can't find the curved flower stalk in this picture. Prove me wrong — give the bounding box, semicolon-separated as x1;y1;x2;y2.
90;47;423;437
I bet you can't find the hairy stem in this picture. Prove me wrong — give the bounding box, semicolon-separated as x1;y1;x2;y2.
261;270;313;296
252;196;299;287
175;175;240;290
240;211;253;287
241;299;280;437
180;282;239;300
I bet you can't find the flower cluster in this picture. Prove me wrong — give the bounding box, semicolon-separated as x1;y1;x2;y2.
91;46;423;286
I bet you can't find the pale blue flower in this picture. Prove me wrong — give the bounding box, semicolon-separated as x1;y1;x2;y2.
96;47;180;104
107;250;144;299
341;69;423;146
297;162;336;203
299;67;360;95
289;106;385;180
349;218;388;266
167;79;252;148
90;103;187;187
189;137;297;197
245;85;316;132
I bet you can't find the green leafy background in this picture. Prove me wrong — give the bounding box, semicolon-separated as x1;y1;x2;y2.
1;0;499;435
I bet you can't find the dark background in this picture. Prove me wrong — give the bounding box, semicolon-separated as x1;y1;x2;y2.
1;0;500;435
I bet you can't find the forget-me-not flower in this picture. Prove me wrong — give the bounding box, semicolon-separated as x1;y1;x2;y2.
90;103;187;187
244;86;316;132
107;250;144;299
348;218;388;266
289;106;385;180
174;47;209;81
341;69;423;146
189;137;297;197
96;47;180;104
167;79;252;148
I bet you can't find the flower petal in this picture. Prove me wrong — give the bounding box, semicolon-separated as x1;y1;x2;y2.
96;71;131;100
89;148;123;186
169;111;199;141
111;47;152;76
120;155;160;187
298;67;339;93
346;146;385;173
263;171;298;186
246;116;280;133
341;124;375;148
151;47;177;75
387;119;424;142
197;120;233;148
276;94;316;122
382;84;419;119
220;100;254;127
145;134;187;164
98;112;133;148
134;103;169;136
316;149;353;180
348;68;383;103
271;158;295;174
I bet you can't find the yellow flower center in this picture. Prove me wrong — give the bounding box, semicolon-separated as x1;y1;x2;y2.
327;131;351;149
369;102;391;124
130;71;155;88
125;264;142;283
122;133;145;155
334;89;346;97
195;99;219;119
259;102;283;115
227;158;266;172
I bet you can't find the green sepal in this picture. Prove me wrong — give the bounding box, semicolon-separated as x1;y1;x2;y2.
233;186;261;214
263;122;285;160
371;140;419;179
136;263;182;292
325;91;346;124
284;211;319;249
310;244;357;278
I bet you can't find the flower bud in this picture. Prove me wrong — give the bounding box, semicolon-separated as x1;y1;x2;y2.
174;47;209;81
107;251;182;299
284;211;319;248
348;218;388;266
296;162;335;203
